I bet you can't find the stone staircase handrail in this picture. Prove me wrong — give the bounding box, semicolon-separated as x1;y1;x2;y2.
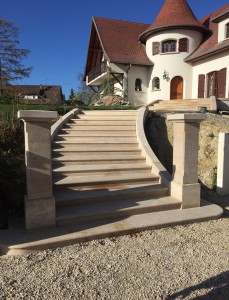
51;108;81;142
136;106;171;188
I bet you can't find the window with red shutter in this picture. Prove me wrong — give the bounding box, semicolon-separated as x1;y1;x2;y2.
198;74;205;98
179;38;188;52
152;42;160;55
226;23;229;39
218;68;227;98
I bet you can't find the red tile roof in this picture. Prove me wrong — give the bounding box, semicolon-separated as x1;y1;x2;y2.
93;17;152;65
139;0;210;43
185;4;229;62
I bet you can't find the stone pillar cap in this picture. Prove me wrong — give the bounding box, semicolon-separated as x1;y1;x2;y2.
167;113;207;122
18;110;58;122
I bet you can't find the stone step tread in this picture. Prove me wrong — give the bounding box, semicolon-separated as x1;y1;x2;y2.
76;116;136;120
53;173;159;186
81;110;138;114
53;163;151;173
52;140;139;149
56;196;181;224
52;146;140;152
52;148;141;157
55;183;168;206
68;121;135;125
53;154;145;162
57;132;137;137
55;137;136;141
0;201;222;255
63;125;136;130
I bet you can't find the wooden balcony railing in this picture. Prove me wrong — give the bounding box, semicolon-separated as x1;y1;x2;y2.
88;60;107;83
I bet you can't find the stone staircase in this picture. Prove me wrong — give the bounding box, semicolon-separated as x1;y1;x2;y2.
52;110;181;229
149;97;217;112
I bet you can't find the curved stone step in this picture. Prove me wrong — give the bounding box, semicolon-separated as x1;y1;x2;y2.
56;196;181;226
53;163;151;176
58;130;137;136
76;115;136;120
64;125;136;131
52;154;146;165
55;183;169;207
53;141;139;148
69;120;135;126
55;135;136;142
53;173;159;187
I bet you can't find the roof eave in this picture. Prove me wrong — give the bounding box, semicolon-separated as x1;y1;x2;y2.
139;24;211;44
211;11;229;23
110;60;153;66
185;44;229;63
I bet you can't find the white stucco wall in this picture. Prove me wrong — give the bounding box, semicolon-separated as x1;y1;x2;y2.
145;30;203;102
218;17;229;42
192;51;229;98
110;63;150;105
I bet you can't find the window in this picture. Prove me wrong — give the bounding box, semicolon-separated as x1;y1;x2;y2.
226;23;229;39
207;71;218;97
162;40;177;53
24;95;39;100
152;77;160;90
135;79;142;91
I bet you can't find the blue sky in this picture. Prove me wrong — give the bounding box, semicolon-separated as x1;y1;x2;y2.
0;0;228;98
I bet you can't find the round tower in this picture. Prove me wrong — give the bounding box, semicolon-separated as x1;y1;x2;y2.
139;0;211;101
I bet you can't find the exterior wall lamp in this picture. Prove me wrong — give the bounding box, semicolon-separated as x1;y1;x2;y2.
163;70;169;80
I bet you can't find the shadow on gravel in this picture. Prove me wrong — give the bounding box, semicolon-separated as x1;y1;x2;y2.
166;270;229;299
201;185;229;219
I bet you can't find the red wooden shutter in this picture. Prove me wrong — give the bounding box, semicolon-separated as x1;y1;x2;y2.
218;68;227;98
198;74;205;98
179;38;188;52
152;42;160;55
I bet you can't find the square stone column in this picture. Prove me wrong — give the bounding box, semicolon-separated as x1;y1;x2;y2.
167;113;206;209
217;133;229;196
18;110;57;229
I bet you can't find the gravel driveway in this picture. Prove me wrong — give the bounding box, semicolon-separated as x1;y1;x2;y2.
0;210;229;300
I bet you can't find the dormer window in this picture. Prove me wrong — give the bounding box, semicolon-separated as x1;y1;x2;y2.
162;40;177;53
226;23;229;39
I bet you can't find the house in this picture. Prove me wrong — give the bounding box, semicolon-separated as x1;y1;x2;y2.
84;0;229;105
2;85;64;105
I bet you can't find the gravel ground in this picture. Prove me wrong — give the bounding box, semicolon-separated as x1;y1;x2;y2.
0;214;229;300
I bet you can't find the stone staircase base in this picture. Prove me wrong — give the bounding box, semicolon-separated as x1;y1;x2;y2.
0;200;223;255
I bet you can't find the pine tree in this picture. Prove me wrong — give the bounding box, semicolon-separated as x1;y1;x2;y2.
68;88;76;101
0;18;32;94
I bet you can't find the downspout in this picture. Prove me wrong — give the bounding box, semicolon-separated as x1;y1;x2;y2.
126;64;132;100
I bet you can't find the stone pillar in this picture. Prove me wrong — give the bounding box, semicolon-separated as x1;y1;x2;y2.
18;110;57;229
167;113;206;209
217;133;229;196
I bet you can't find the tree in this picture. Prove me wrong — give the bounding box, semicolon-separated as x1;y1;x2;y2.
68;88;76;101
0;18;32;94
74;73;96;104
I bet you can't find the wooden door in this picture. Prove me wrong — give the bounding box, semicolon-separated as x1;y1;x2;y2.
170;76;183;100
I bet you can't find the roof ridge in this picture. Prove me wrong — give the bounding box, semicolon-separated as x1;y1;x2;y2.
199;3;229;23
93;16;150;26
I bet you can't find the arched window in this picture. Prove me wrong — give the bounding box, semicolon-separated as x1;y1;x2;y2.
226;23;229;39
162;40;177;53
152;77;160;90
135;78;142;91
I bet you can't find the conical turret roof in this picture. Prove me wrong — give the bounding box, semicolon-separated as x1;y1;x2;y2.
139;0;211;43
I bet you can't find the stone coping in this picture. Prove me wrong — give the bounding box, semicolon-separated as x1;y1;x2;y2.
18;110;58;122
136;106;171;188
51;108;81;142
167;113;207;122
